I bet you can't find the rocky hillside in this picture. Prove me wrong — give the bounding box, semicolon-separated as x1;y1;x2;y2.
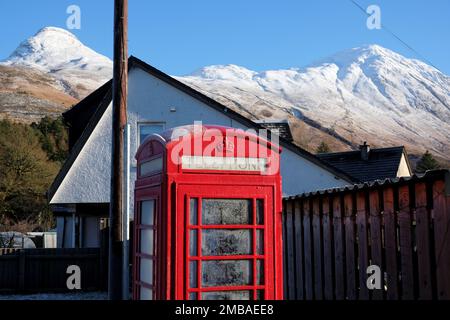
1;27;448;164
177;45;450;162
0;27;112;123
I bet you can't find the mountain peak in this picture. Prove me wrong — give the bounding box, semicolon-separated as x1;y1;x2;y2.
2;26;112;73
311;44;405;68
1;26;112;99
35;26;79;39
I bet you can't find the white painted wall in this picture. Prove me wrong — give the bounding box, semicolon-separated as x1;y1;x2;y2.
396;153;412;177
51;105;113;204
51;66;350;211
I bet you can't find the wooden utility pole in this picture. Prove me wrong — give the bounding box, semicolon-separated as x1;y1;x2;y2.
109;0;128;300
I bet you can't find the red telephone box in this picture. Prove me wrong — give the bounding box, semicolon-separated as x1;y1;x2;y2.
133;125;283;300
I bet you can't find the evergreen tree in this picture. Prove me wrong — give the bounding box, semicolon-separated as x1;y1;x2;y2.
31;116;68;164
316;141;331;154
416;150;440;173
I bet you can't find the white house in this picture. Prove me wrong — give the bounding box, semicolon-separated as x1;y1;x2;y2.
48;57;355;248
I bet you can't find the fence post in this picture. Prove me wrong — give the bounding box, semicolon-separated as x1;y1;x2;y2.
294;200;305;300
303;199;314;300
398;184;415;300
312;197;323;300
285;200;296;300
344;193;357;300
383;187;399;300
356;191;370;300
333;195;345;300
433;180;450;299
18;250;26;291
369;189;383;300
322;196;334;300
415;182;433;299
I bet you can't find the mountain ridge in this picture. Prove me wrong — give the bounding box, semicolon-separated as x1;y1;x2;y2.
1;26;112;99
176;44;450;160
0;27;448;164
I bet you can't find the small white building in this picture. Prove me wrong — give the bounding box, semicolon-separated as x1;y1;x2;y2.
48;57;356;248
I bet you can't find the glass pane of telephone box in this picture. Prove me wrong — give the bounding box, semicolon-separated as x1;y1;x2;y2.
141;201;155;226
189;292;197;300
140;258;153;285
140;287;153;300
202;291;251;300
256;230;264;255
202;260;252;287
202;229;252;256
190;261;198;289
190;198;198;225
140;229;154;256
202;199;252;225
256;290;264;300
257;260;264;285
256;199;264;225
190;230;198;257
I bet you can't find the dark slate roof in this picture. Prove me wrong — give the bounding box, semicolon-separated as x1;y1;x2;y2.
63;80;112;150
48;56;355;202
284;169;449;200
317;146;412;183
256;121;294;142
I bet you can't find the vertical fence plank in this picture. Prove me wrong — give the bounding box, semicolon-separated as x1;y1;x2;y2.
383;187;399;300
322;196;334;300
312;197;324;300
432;180;450;300
333;195;345;300
415;182;433;299
294;200;305;300
344;193;357;300
357;191;370;300
285;200;296;300
369;189;383;300
398;185;415;300
282;199;288;299
19;250;25;291
303;199;314;300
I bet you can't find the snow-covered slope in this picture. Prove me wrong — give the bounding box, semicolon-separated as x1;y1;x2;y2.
177;45;450;159
1;27;448;160
1;27;112;98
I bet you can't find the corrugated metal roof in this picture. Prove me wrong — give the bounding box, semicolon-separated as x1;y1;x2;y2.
284;169;450;200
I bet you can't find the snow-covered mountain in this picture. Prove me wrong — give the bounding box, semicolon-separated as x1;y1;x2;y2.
0;27;448;161
1;27;112;98
177;45;450;159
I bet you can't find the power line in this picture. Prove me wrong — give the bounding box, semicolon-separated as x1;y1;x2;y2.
348;0;442;72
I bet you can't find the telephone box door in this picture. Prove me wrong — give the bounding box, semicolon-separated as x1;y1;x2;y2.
176;184;278;300
134;185;162;300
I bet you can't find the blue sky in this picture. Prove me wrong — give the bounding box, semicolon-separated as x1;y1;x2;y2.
1;0;449;75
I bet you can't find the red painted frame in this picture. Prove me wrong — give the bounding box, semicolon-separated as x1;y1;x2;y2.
179;185;275;300
133;126;283;300
132;185;162;300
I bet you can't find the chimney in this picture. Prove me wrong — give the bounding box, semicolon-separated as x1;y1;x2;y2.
360;142;370;161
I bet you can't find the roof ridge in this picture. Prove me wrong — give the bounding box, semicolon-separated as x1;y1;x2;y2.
50;56;357;201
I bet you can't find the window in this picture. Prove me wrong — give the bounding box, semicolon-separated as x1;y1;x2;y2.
138;123;165;145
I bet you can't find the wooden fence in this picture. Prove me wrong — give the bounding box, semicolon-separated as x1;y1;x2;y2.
282;170;450;300
0;248;107;294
